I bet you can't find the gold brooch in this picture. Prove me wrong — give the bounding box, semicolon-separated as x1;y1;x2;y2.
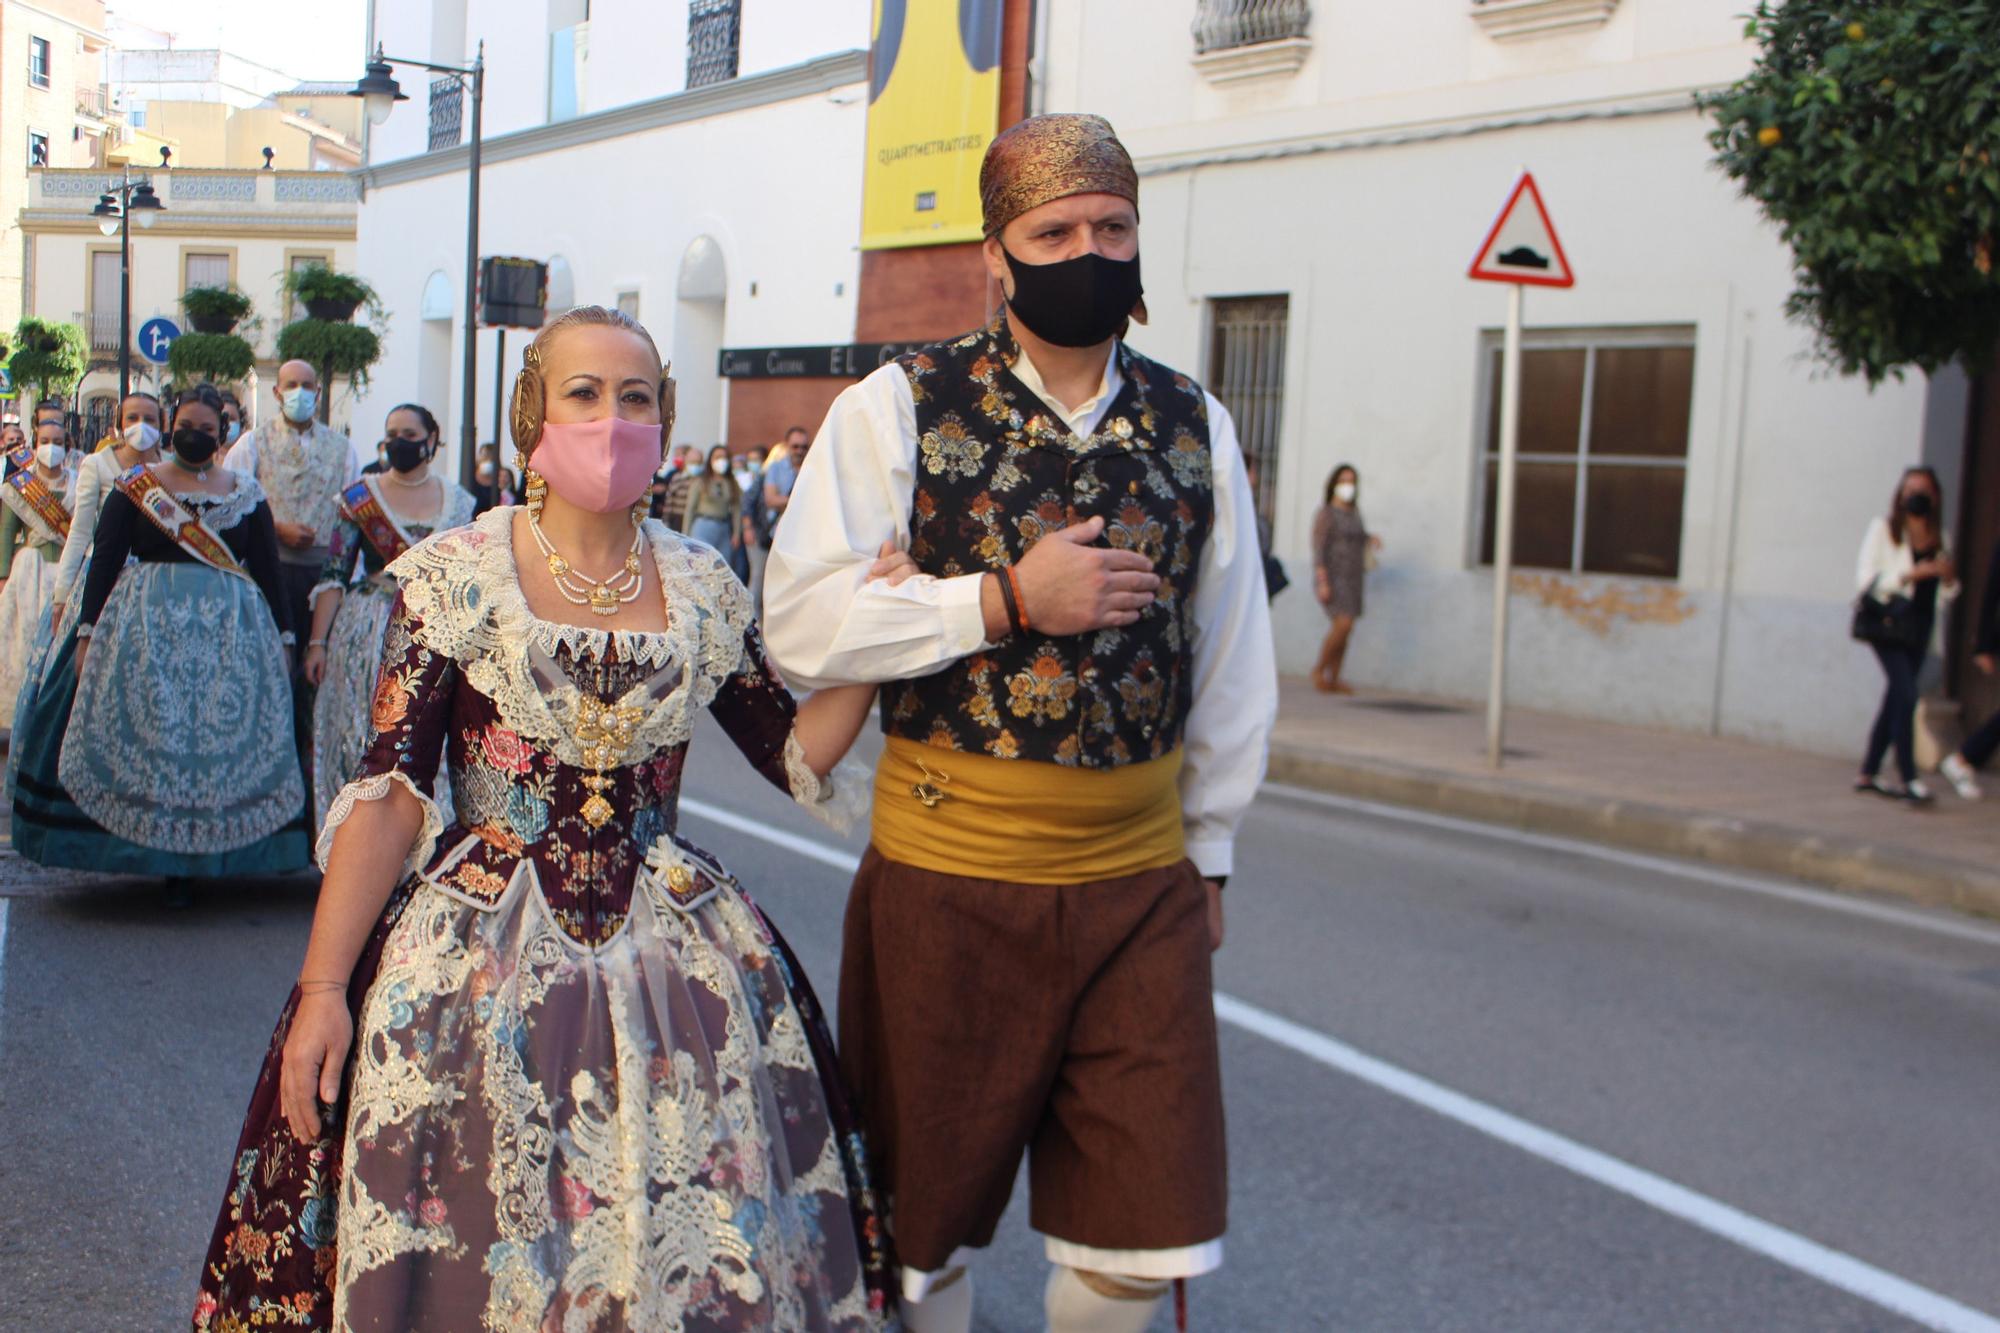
911;760;951;809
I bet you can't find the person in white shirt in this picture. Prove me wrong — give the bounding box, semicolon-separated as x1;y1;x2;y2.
1853;465;1958;802
764;114;1274;1333
224;360;362;796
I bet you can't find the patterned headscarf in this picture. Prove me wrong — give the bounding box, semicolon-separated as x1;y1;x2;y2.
980;113;1139;238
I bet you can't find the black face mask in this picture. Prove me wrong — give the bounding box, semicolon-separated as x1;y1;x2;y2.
1903;492;1935;520
172;427;219;467
1002;248;1144;349
385;437;431;474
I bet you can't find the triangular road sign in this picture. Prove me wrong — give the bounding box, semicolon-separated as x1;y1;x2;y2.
1469;172;1574;287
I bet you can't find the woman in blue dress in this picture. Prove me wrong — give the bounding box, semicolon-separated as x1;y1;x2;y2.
13;384;308;887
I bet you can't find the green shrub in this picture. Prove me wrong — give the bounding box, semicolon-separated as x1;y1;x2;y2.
167;332;256;386
276;319;383;388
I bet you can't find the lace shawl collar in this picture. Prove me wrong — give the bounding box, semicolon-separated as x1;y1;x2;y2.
386;506;754;765
159;467;265;529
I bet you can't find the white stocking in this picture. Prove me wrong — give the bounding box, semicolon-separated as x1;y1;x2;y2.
901;1268;974;1333
1044;1265;1170;1333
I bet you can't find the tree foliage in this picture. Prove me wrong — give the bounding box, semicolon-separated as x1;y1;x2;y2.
167;332;257;387
1701;1;2000;383
277;319;382;387
7;317;89;399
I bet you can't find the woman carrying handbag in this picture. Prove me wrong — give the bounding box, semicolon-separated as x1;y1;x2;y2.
1852;466;1958;803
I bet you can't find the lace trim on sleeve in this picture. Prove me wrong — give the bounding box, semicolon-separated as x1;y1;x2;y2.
315;768;446;878
780;730;871;835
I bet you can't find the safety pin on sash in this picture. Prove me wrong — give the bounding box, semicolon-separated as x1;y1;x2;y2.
911;760;951;809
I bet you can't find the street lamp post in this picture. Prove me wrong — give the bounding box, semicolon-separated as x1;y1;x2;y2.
90;166;165;403
351;42;486;490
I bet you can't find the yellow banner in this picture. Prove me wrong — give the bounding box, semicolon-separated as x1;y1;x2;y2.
860;0;1003;251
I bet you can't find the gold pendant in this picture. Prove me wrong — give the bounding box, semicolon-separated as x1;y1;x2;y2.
580;792;614;828
588;584;620;615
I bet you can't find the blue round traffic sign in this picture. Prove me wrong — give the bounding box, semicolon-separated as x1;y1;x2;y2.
137;317;182;365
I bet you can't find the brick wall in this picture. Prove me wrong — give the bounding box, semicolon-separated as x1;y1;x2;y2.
725;377;850;452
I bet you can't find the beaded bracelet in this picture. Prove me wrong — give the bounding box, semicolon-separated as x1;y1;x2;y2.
995;567;1023;637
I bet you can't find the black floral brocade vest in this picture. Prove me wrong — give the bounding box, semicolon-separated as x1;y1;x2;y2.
882;319;1215;768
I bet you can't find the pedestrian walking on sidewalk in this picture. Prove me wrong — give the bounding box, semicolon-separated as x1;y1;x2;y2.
1854;466;1958;803
1939;535;2000;799
1311;463;1380;693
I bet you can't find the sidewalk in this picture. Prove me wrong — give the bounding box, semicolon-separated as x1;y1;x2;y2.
1266;679;2000;917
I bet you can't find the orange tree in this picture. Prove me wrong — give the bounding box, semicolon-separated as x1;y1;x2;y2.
1702;2;2000;382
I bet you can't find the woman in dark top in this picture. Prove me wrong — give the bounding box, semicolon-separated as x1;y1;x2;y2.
1939;536;2000;800
22;384;309;882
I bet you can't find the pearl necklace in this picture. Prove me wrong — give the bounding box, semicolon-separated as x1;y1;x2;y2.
384;468;432;488
529;513;645;616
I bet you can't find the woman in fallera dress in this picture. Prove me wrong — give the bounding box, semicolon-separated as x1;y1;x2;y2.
195;307;898;1332
0;413;79;723
10;393;165;810
14;384;307;883
302;402;477;829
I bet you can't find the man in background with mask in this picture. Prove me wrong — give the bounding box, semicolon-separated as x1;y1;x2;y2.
225;359;361;796
764;114;1273;1333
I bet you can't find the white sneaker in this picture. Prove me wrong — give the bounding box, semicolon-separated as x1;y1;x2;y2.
1940;753;1984;800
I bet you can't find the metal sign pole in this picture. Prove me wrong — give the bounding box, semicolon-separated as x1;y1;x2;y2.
1486;281;1524;770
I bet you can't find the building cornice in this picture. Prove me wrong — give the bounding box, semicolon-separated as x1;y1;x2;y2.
354;49;868;191
1133;88;1712;178
18;212;358;240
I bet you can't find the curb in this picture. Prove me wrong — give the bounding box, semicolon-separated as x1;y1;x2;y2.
1266;744;2000;920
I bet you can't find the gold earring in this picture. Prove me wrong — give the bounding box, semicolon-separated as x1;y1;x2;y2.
524;467;547;517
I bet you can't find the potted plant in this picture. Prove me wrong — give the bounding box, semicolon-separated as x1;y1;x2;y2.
276;319;383;421
281;264;377;324
7;316;88;402
167;331;257;387
180;285;253;335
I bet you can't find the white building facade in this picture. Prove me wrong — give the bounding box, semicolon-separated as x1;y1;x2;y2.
20;165;359;432
351;0;872;471
1040;0;1981;757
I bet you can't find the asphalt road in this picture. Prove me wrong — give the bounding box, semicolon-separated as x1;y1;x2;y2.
2;718;1998;1331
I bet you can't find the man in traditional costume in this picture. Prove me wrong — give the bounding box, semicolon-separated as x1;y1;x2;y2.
225;359;363;793
765;114;1276;1333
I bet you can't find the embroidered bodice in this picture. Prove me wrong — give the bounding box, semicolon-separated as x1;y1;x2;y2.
247;418;352;544
316;476;477;595
884;318;1216;768
325;506;852;946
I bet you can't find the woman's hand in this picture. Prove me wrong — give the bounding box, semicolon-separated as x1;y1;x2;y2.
1369;535;1384;552
1314;569;1331;606
73;637;89;675
868;539;921;587
280;989;352;1143
303;644;328;686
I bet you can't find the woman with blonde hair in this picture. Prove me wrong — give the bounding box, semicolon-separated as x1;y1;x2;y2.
0;412;79;721
196;306;899;1330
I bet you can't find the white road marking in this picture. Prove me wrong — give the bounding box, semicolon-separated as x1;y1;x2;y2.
1258;781;2000;950
0;897;9;1009
1215;995;2000;1333
678;797;2000;1333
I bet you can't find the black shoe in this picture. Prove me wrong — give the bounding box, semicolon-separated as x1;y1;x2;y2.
1897;778;1936;805
1854;775;1897;798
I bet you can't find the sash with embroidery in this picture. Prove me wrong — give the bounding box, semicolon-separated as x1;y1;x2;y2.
1;447;70;547
337;476;414;568
114;466;250;581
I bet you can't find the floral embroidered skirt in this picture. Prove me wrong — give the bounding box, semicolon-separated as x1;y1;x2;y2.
311;581;452;833
0;548;58;725
196;847;894;1331
12;565;309;876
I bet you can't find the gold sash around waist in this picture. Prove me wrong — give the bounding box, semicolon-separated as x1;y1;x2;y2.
870;735;1185;885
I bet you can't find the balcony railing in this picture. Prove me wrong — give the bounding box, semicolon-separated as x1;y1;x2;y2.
687;0;742;89
78;310;122;354
1191;0;1312;54
429;77;464;152
76;85;110;120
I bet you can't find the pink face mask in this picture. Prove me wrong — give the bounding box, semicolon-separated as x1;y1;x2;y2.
531;417;663;513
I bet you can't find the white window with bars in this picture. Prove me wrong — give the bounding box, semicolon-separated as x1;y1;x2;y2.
29;36;51;88
687;0;741;89
1207;295;1289;529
